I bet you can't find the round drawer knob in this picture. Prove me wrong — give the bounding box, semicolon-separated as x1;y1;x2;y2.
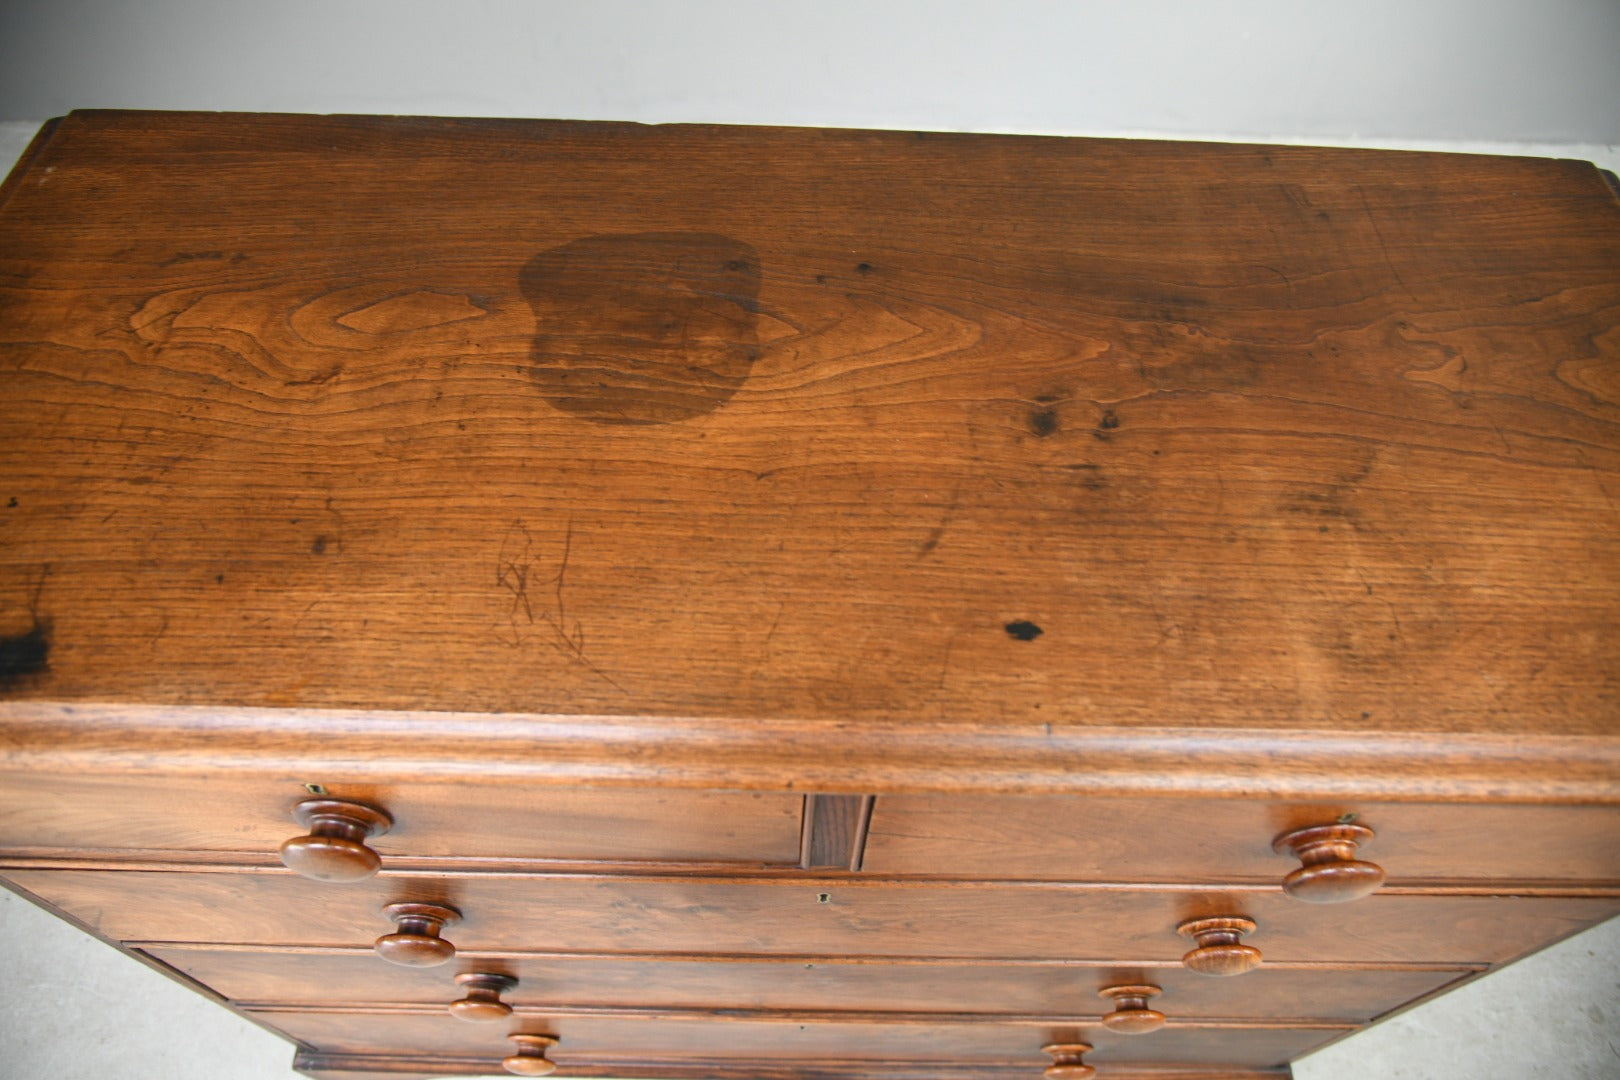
1274;823;1385;903
1177;915;1261;976
1099;983;1166;1033
278;798;393;883
504;1033;559;1077
375;902;460;967
1041;1042;1094;1080
450;972;518;1021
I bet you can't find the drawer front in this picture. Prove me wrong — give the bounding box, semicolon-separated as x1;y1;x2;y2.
10;868;1618;966
0;772;802;864
862;795;1620;884
147;945;1470;1021
253;1008;1345;1068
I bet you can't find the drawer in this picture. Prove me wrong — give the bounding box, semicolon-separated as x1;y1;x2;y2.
862;795;1620;884
0;772;802;865
147;944;1468;1022
10;868;1618;966
253;1008;1346;1069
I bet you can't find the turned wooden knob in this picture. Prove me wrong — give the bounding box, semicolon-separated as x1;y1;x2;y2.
1041;1042;1094;1080
1274;823;1385;903
450;972;518;1021
504;1034;559;1077
278;798;393;882
1178;915;1261;976
374;902;460;967
1099;983;1166;1033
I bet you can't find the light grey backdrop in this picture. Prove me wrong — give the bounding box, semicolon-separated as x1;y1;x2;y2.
2;0;1619;145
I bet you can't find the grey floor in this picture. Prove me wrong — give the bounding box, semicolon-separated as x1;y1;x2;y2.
2;119;1618;1079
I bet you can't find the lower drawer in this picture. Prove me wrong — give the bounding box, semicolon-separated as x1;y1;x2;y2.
9;867;1618;965
146;944;1471;1021
254;1008;1347;1069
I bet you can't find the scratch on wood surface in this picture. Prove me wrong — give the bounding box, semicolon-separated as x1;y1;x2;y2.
917;483;961;557
1576;451;1618;518
495;517;625;693
494;520;535;647
763;601;786;650
1358;186;1417;301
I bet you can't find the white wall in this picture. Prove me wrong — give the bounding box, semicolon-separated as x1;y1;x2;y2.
2;0;1618;147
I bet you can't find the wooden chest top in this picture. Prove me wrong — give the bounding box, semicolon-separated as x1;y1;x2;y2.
1;111;1617;745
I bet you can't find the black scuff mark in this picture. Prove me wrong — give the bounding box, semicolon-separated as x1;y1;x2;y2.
1005;620;1043;642
0;617;50;690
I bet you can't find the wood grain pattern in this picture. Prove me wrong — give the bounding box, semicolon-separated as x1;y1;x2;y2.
861;795;1620;882
0;770;802;864
143;945;1469;1021
1;111;1617;739
4;704;1618;802
9;867;1617;965
3;113;1619;1080
254;1008;1344;1067
801;794;874;870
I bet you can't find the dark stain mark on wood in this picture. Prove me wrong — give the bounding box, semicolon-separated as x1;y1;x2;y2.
310;536;329;555
0;618;50;690
856;262;873;275
1093;407;1120;442
5;497;16;508
1029;408;1059;437
521;232;762;425
1005;620;1043;641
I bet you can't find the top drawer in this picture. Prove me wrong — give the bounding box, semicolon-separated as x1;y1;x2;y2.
861;795;1620;885
0;771;803;866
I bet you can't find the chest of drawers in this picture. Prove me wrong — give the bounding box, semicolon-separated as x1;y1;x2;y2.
1;110;1617;1079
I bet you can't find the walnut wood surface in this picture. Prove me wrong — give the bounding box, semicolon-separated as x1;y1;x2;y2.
0;770;803;864
1;111;1617;739
256;1008;1344;1068
1177;917;1263;976
374;902;460;967
142;945;1469;1021
861;795;1620;879
1272;823;1385;903
1098;985;1167;1033
279;799;392;882
801;794;873;870
449;972;518;1022
503;1033;558;1077
12;868;1618;965
5;704;1617;803
1043;1042;1096;1080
